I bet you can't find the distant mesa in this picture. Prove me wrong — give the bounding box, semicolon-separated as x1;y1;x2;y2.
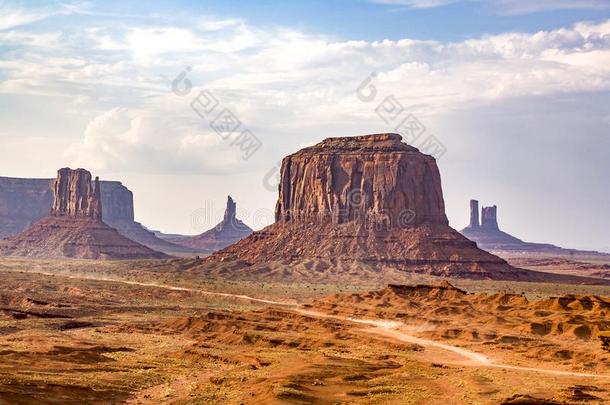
460;199;607;257
0;174;199;256
168;196;253;251
193;133;547;281
0;168;167;260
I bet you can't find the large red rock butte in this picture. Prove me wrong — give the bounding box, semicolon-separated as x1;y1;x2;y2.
274;134;447;226
169;196;253;251
202;133;531;280
0;168;167;260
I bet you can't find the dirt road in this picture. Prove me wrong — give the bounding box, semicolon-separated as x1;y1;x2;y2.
17;268;610;380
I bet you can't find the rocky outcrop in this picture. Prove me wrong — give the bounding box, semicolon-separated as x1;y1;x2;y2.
275;133;447;226
481;205;498;230
0;168;167;260
461;200;607;257
51;168;102;219
0;175;197;255
171;196;253;251
601;332;610;352
0;178;52;239
224;196;237;223
468;200;479;228
100;181;135;223
196;134;528;280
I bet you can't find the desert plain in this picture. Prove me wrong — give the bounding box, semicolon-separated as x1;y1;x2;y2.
1;254;610;405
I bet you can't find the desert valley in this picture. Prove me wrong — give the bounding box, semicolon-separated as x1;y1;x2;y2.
0;134;609;405
2;2;610;404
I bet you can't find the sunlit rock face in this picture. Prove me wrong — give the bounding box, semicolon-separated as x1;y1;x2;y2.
200;134;521;280
0;168;167;260
275;133;448;227
51;168;102;219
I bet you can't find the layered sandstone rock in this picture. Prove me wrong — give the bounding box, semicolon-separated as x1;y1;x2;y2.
101;181;135;223
461;201;608;257
468;200;480;228
0;176;196;255
275;133;447;226
171;196;253;251
51;168;103;219
0;168;167;260
198;134;527;280
481;205;498;230
0;178;52;239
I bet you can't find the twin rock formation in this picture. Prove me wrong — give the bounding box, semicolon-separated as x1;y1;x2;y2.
466;200;498;230
206;134;522;279
461;200;605;256
0;169;166;260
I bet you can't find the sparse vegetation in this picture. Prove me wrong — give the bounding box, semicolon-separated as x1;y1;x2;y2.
1;258;610;403
600;332;610;352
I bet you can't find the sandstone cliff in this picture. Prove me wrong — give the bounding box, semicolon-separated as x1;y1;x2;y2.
196;134;527;281
0;168;167;260
51;168;103;219
101;181;135;223
0;176;196;255
172;196;253;251
481;205;498;230
275;133;447;226
0;178;52;239
468;200;480;228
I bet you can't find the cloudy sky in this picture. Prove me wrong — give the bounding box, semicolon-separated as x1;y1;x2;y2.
1;0;609;252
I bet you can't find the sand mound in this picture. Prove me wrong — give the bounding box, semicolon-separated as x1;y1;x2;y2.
307;281;610;374
311;282;610;342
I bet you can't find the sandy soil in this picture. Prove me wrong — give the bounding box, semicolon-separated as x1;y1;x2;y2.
506;257;610;280
1;258;610;404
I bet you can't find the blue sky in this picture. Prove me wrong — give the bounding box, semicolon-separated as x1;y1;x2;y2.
8;0;610;42
1;0;610;251
170;0;610;41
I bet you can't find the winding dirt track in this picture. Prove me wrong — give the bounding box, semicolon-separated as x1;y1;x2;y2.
295;309;609;378
19;269;610;379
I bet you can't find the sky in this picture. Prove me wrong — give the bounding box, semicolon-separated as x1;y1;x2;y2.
1;0;609;252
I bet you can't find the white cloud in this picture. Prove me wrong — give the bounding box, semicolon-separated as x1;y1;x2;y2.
2;11;609;249
0;30;61;47
125;27;204;63
0;7;51;30
4;14;610;173
67;107;242;174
